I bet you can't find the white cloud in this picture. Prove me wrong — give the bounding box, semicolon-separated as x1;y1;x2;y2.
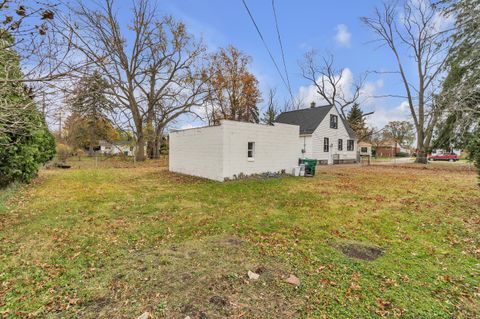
296;68;411;128
297;68;384;109
366;101;411;128
297;68;355;107
400;0;454;34
334;24;351;47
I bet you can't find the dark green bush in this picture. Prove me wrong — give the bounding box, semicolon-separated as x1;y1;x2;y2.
395;151;410;158
0;31;56;187
0;108;55;187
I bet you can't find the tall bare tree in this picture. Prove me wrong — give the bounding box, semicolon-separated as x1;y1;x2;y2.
301;52;367;119
58;0;207;161
361;0;452;163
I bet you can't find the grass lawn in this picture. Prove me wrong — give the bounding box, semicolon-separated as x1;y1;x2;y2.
0;161;479;318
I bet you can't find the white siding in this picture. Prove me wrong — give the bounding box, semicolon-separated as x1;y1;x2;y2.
169;125;224;181
299;135;313;159
310;107;357;162
169;120;300;181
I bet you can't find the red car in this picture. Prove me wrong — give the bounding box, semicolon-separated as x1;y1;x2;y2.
428;153;459;162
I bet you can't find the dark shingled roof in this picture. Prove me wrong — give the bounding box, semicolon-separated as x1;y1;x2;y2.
275;105;356;138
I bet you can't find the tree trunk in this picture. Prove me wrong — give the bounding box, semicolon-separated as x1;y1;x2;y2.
149;124;164;159
147;139;154;159
136;134;146;162
146;119;154;159
415;138;428;164
88;144;94;156
151;135;161;159
88;119;96;156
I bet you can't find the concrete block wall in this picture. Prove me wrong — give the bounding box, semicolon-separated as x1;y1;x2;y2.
169;120;300;181
221;121;299;179
169;125;224;181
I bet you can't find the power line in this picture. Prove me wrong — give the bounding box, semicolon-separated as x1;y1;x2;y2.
271;0;294;105
241;0;293;105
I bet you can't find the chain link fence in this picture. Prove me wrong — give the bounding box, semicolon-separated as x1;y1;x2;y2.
49;153;168;169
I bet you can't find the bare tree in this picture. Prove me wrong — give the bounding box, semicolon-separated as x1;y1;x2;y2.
282;94;304;112
0;1;69;84
261;88;279;125
301;51;367;119
0;1;100;139
361;0;452;163
57;0;207;161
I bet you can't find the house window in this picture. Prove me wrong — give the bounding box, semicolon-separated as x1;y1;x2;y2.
338;139;343;151
330;114;338;129
361;147;368;153
347;140;355;151
324;138;329;152
247;142;255;160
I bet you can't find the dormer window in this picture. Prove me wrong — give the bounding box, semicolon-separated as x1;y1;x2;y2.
330;114;338;129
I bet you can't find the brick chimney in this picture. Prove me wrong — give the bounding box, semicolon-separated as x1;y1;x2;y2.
310;101;316;108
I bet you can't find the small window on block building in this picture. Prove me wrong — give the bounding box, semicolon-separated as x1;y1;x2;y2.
247;142;255;160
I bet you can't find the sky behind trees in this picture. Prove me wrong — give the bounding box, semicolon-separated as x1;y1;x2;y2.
74;0;452;130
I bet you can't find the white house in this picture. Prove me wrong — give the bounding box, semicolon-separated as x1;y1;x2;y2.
169;120;300;181
99;140;134;156
275;104;358;164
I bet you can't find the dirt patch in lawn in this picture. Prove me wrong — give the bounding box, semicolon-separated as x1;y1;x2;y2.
333;241;384;261
75;236;302;318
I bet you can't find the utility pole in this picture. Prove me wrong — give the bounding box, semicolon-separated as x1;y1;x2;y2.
56;107;63;139
42;92;46;120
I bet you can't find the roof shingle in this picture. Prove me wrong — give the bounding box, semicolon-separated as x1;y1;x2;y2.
275;105;356;138
275;105;333;135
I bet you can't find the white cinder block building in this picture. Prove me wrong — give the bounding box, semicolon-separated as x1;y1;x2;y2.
169;120;300;181
275;104;358;164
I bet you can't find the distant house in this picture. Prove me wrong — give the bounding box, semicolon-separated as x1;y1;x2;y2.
374;141;399;157
99;140;134;156
275;103;358;164
169;120;300;181
358;141;372;156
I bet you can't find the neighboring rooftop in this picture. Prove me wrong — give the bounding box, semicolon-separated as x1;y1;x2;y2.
275;105;356;138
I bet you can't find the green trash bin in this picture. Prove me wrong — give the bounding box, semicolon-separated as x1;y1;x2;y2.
299;158;317;176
